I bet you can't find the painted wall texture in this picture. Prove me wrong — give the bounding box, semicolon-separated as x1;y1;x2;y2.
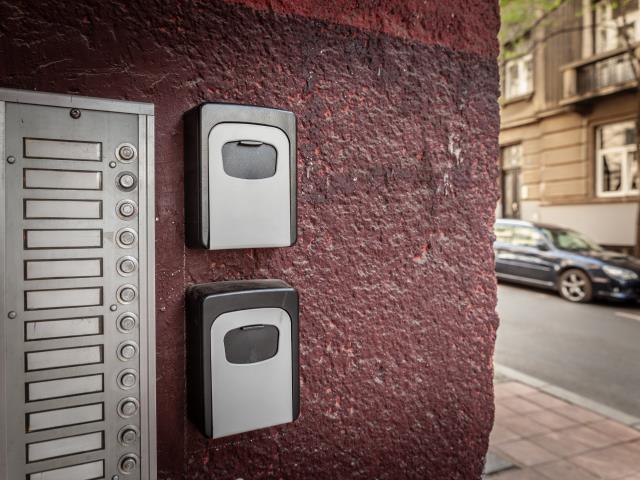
0;0;501;478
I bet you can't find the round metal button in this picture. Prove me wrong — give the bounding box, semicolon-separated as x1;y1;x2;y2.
116;143;137;163
118;369;138;389
117;341;138;361
116;228;137;248
118;453;139;474
117;284;137;304
117;312;138;333
117;172;137;192
117;200;137;219
118;425;139;446
117;397;140;418
117;256;138;276
119;173;135;189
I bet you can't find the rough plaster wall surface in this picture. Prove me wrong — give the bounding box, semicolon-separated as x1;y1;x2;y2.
0;0;500;478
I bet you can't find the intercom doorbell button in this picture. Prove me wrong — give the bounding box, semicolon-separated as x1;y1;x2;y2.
118;397;140;418
118;453;139;474
117;312;138;332
116;143;137;163
117;341;139;361
118;425;140;446
118;369;138;389
117;200;138;219
117;284;138;304
117;256;138;276
117;172;137;191
116;228;138;248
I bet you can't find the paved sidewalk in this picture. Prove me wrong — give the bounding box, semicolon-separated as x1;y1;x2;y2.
485;380;640;480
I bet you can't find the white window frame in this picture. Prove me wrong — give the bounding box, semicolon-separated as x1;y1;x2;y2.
594;1;640;54
504;54;533;100
595;120;638;198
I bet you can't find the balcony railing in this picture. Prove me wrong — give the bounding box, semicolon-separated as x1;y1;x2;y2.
561;46;639;105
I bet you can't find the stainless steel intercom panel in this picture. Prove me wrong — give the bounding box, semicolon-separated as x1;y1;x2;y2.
184;103;297;250
186;280;299;439
0;89;156;480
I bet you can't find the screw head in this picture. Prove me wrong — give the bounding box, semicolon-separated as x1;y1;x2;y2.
6;156;15;164
7;311;16;319
70;108;81;119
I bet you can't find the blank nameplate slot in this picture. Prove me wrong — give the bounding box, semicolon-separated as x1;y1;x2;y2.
27;374;103;402
27;431;103;463
25;287;102;311
24;138;102;162
25;229;103;250
26;345;103;371
25;199;102;219
27;403;103;432
28;460;105;480
25;317;103;341
25;259;103;280
24;169;102;190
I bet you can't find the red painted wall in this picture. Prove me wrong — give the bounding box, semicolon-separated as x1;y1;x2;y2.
0;0;500;478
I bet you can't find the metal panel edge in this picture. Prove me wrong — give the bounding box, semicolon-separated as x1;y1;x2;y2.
0;88;154;116
144;114;157;480
0;100;7;480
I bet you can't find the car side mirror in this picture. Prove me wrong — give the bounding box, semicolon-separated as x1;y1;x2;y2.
536;241;550;251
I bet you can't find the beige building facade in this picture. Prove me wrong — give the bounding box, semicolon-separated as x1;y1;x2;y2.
500;0;640;249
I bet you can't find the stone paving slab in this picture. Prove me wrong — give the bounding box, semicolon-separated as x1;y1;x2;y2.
485;380;640;480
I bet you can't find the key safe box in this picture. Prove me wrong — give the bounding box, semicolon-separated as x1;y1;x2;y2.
0;88;156;480
186;280;300;439
184;103;297;250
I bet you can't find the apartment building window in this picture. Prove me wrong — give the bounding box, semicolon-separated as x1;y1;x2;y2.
596;120;638;197
595;1;640;54
501;144;523;218
504;54;533;100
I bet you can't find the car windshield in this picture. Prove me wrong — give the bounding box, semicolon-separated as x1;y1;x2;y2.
541;228;602;252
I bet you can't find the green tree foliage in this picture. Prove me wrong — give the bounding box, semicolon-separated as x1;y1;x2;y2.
500;0;566;55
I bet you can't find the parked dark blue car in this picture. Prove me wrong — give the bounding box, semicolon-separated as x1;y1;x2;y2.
494;219;640;303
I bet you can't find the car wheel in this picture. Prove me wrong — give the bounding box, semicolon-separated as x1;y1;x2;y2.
558;269;592;303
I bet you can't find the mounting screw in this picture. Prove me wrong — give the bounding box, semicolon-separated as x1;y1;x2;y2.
7;311;16;319
6;156;15;164
70;108;81;119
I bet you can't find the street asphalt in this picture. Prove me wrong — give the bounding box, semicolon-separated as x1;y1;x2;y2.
495;282;640;418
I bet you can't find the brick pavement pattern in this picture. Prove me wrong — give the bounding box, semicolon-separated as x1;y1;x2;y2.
487;381;640;480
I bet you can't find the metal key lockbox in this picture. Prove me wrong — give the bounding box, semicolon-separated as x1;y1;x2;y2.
0;89;156;479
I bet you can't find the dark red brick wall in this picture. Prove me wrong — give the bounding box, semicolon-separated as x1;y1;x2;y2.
0;1;500;478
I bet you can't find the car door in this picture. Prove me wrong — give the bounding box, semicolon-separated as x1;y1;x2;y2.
494;223;519;277
507;226;556;285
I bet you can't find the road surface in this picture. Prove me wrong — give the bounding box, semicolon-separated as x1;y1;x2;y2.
495;282;640;418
